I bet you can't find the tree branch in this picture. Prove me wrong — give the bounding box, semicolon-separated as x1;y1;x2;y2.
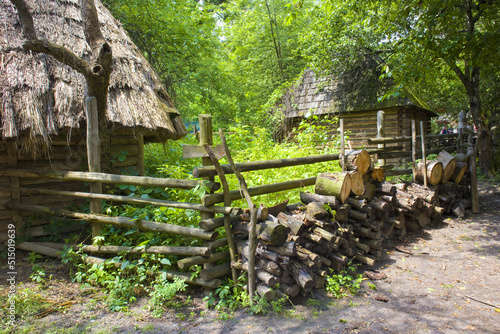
23;40;91;77
10;0;36;39
81;0;112;72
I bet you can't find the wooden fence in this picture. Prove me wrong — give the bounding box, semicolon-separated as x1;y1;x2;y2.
2;113;477;291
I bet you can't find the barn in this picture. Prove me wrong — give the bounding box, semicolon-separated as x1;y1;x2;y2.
0;0;187;244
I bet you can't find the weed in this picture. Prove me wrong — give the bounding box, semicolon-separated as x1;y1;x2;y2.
148;275;188;317
325;262;363;299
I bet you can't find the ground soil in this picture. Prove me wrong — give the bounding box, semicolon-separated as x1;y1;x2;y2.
1;181;499;334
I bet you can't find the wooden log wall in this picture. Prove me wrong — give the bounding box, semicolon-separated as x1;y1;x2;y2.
0;129;146;244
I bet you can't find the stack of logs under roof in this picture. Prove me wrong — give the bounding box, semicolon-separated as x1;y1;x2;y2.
194;149;472;300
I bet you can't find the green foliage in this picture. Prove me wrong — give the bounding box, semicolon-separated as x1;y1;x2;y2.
325;262;363;299
29;265;47;285
203;277;288;318
148;275;188;318
27;252;42;264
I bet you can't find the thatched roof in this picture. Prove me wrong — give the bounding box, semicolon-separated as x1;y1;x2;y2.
276;58;435;119
0;0;187;150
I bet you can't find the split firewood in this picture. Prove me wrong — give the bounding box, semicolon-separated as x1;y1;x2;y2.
340;149;371;175
376;181;397;196
256;269;279;286
371;167;385;182
436;150;457;183
277;212;305;236
417;160;443;186
240;204;269;221
347;197;369;211
267;199;289;217
279;283;300;298
266;241;296;257
290;261;314;291
300;191;341;209
257;283;276;301
306;202;330;220
349;171;365;196
256;257;282;276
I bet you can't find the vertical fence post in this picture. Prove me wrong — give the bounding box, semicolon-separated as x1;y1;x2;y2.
420;120;428;188
411;118;417;182
467;132;479;213
340;118;345;172
86;97;102;239
198;114;216;269
377;110;386;166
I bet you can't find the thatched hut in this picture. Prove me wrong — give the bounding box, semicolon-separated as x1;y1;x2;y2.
274;63;437;152
0;0;187;242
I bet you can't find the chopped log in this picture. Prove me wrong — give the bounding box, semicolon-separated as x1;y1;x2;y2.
349;171;365;196
257;220;288;246
436;150;457;183
359;238;382;249
347;198;369;211
306;202;330;220
405;217;420;232
240;204;269;221
199;215;240;231
370;197;390;211
277;212;305;236
348;209;372;222
200;262;231;281
385;214;405;229
353;226;382;240
290;262;314;291
257;283;276;301
256;270;279;286
267;200;289;217
207;238;228;251
376;181;397;196
336;205;350;223
395;183;408;191
177;251;230;269
360;181;376;201
315;172;352;204
300;192;341;209
266;241;296;257
280;283;300;298
416;160;443;186
341;149;371;175
354;251;376;266
452;162;468;184
256;258;282;276
371;167;385;182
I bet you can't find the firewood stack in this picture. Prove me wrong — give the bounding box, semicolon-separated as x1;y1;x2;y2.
188;150;472;297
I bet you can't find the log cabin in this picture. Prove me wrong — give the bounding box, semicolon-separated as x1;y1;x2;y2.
0;0;187;244
273;60;437;165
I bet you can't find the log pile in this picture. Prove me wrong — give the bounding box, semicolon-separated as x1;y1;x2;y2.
186;150;472;296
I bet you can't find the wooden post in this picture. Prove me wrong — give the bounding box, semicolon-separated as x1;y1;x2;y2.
340;118;345;172
458;111;466;154
377;110;386;166
420;121;427;188
468;132;479;213
198;114;216;270
86;97;102;239
411;118;417;182
136;132;145;176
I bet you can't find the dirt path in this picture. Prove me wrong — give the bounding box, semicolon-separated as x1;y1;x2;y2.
3;182;499;334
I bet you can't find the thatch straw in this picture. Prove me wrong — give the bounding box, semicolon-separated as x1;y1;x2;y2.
0;0;187;154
